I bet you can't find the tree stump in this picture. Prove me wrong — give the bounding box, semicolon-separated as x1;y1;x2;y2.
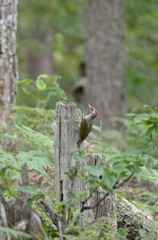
53;101;117;232
53;101;94;225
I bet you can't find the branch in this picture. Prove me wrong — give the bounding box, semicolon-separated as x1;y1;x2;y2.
81;192;109;212
81;187;98;207
79;172;135;213
40;201;66;231
114;172;134;189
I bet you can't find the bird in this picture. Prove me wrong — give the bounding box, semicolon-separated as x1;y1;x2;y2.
77;104;98;147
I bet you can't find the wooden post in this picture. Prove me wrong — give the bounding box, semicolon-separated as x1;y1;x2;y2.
54;102;80;202
53;102;94;225
53;101;116;230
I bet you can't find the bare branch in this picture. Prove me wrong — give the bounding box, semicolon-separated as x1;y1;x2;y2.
40;201;66;231
81;187;98;207
114;172;134;189
81;192;109;212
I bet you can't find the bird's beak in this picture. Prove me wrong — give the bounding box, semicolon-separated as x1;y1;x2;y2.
88;104;92;109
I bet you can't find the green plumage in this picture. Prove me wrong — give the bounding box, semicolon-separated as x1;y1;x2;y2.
79;117;93;142
77;105;98;148
77;116;93;147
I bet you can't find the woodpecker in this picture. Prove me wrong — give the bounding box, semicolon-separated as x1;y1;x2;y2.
77;104;98;147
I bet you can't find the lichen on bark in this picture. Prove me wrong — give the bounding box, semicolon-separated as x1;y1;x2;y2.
0;0;18;127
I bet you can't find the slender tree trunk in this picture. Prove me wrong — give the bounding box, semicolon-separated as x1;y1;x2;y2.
0;0;18;127
86;0;125;130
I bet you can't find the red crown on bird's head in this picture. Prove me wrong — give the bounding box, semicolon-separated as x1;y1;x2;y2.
93;107;98;116
88;104;98;116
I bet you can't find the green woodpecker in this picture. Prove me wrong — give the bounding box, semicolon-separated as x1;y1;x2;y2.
77;104;98;147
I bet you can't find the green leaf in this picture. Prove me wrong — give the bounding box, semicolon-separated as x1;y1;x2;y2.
18;79;34;85
0;226;31;238
92;125;100;131
21;87;36;99
134;114;150;123
132;166;141;174
37;74;48;80
112;163;127;173
126;113;137;117
0;185;5;195
36;79;47;91
118;228;128;238
143;125;155;137
138;229;148;238
18;186;42;195
145;221;155;231
103;170;116;189
46;86;67;100
75;155;90;161
27;197;35;208
86;166;104;177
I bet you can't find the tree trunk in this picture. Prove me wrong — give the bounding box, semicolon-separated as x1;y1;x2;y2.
0;0;19;127
86;0;126;130
27;38;53;79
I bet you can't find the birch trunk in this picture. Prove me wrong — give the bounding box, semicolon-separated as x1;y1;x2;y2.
0;0;18;127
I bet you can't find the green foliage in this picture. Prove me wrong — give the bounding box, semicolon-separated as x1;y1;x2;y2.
18;74;67;108
2;101;158;238
0;226;31;239
2;74;158;238
0;76;64;200
12;0;158;237
126;0;158;109
118;228;128;239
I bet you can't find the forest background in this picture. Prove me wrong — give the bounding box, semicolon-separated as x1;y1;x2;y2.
1;0;158;239
18;0;158;110
17;0;158;227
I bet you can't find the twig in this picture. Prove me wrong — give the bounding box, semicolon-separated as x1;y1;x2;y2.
142;140;158;156
42;92;52;109
40;201;66;231
114;172;134;189
81;187;97;207
79;172;135;213
81;192;109;212
58;220;64;240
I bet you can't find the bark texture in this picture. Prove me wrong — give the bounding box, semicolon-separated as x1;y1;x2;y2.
86;0;125;130
116;197;158;239
0;0;18;127
53;101;117;232
53;101;94;225
88;155;116;217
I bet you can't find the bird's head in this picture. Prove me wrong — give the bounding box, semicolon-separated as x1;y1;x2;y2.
88;104;98;117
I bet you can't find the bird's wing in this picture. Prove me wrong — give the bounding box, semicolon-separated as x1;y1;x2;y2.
80;118;93;141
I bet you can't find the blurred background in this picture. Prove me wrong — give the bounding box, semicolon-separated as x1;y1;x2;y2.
17;0;158;118
1;0;158;226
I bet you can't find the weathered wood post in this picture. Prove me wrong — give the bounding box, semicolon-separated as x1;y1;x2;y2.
53;101;117;237
53;101;94;225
